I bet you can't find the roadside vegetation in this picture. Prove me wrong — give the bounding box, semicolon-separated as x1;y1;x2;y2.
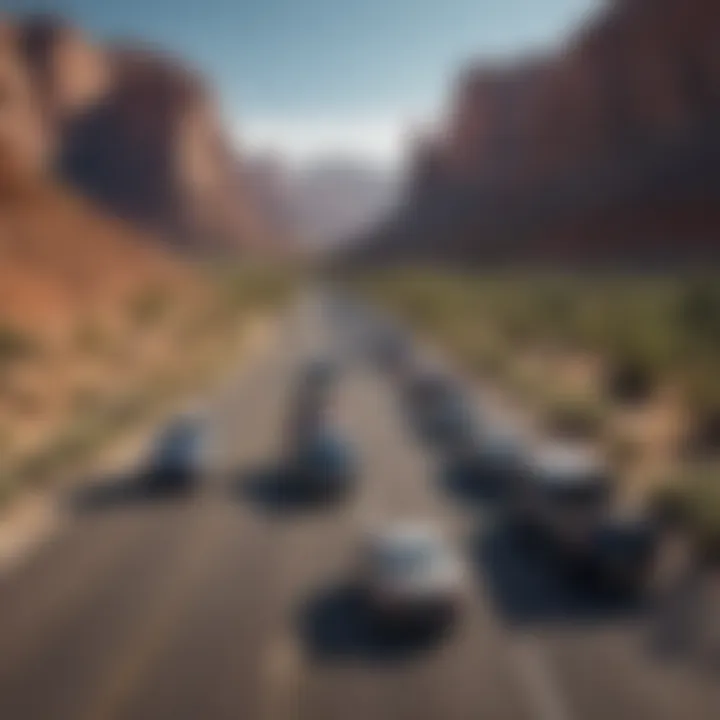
0;264;299;510
356;268;720;547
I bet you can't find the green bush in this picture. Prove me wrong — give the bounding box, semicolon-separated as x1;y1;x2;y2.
356;269;720;453
605;357;658;405
675;278;720;351
503;361;547;405
652;466;720;562
541;392;608;441
128;286;172;329
682;365;720;456
0;325;39;368
471;346;507;379
217;266;299;315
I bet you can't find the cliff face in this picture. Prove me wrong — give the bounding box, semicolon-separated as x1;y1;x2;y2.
0;20;50;175
360;0;720;265
0;15;266;254
453;0;720;190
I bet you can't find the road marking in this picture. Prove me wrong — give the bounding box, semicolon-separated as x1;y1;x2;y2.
0;514;168;680
509;635;574;720
78;508;224;720
260;635;302;720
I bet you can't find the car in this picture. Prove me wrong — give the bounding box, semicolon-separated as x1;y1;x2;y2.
508;445;612;572
372;324;412;374
145;417;201;493
590;511;659;597
359;524;465;629
285;360;337;453
302;358;338;390
291;428;357;499
448;425;528;498
404;371;473;446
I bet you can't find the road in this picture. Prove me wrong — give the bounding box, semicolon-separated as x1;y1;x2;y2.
0;295;718;720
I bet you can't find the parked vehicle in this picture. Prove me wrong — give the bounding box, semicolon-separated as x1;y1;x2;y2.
285;359;337;454
290;428;357;500
509;445;612;573
591;511;659;597
359;523;465;630
404;370;473;446
372;323;412;375
145;417;201;493
448;425;528;499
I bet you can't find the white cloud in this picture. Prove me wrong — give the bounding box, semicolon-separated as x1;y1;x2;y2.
236;114;426;170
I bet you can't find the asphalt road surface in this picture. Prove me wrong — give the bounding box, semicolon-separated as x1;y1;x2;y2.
0;295;718;720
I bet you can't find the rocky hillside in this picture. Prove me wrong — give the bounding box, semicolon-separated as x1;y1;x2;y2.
0;143;198;339
354;0;720;265
0;14;268;254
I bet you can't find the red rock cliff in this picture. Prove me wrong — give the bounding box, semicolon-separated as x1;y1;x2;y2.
0;14;268;255
359;0;720;265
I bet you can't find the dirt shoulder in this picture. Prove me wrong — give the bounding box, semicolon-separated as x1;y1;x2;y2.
0;313;281;575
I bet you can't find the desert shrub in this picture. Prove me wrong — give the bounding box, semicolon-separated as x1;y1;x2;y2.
681;365;720;456
503;360;547;405
128;286;172;329
357;270;720;455
693;410;720;456
218;266;298;315
461;334;509;379
652;466;720;562
541;392;608;440
605;357;658;405
0;325;39;368
675;278;720;351
603;318;676;405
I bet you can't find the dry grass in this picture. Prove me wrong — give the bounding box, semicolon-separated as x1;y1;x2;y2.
0;161;297;507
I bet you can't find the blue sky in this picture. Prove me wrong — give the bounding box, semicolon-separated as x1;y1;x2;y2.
7;0;599;165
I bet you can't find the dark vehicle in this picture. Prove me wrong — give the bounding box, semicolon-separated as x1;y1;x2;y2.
291;429;357;500
448;426;528;499
591;513;659;597
145;418;201;493
509;446;612;573
372;324;412;375
302;358;337;390
286;359;337;453
404;371;473;446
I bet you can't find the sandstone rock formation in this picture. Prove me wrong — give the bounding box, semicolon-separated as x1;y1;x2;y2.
355;0;720;266
0;14;267;255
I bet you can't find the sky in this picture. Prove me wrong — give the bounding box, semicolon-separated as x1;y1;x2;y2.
6;0;599;167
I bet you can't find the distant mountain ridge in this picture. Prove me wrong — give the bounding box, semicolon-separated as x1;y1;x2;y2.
352;0;720;266
246;154;398;252
0;14;271;255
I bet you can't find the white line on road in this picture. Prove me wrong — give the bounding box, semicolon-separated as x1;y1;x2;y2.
260;635;302;720
509;634;575;720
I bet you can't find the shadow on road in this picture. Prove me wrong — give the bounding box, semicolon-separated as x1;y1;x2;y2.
234;465;342;517
475;520;720;675
68;472;195;513
298;582;454;666
438;461;504;509
471;521;647;628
